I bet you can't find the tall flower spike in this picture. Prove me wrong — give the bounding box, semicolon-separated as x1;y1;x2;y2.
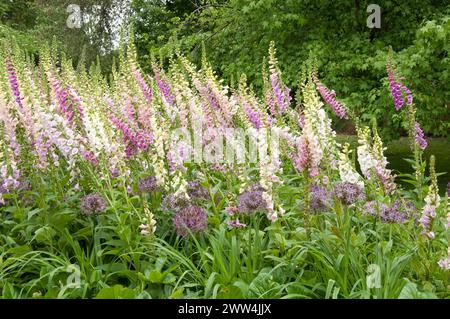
419;155;440;239
338;143;364;188
386;61;405;111
386;54;414;111
414;122;427;150
267;41;292;117
5;59;24;110
313;74;347;119
140;204;157;236
357;126;377;179
292;82;324;177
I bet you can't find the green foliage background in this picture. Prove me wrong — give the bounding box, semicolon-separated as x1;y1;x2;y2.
0;0;130;74
133;0;450;140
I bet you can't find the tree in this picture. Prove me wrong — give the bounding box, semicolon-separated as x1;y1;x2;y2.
132;0;450;139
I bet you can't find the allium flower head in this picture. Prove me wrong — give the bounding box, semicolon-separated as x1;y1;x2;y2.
80;193;107;215
310;185;331;212
173;205;208;237
237;186;268;214
333;182;366;205
187;181;210;201
363;201;388;217
383;200;416;223
138;175;159;193
363;200;416;223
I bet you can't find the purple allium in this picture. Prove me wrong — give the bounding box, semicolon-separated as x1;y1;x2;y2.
187;181;210;201
138;175;159;193
381;200;416;223
363;201;388;217
363;200;416;223
237;186;268;214
414;122;427;150
447;181;450;197
161;193;189;212
80;193;107;215
310;185;331;212
173;205;208;237
333;182;366;205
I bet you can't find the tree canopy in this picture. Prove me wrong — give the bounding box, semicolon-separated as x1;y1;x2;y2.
132;0;449;139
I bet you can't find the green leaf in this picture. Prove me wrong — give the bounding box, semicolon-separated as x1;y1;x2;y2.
148;270;163;283
95;285;137;299
33;226;56;243
398;281;438;299
248;272;277;298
